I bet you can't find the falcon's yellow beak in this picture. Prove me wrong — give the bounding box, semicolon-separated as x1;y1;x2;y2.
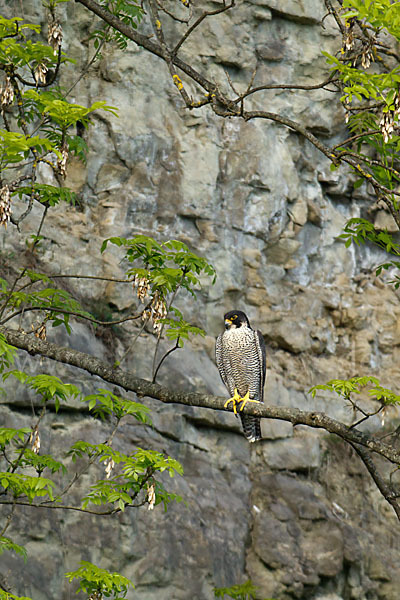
224;318;232;329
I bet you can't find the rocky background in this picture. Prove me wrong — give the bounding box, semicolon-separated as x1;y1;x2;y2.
1;0;400;599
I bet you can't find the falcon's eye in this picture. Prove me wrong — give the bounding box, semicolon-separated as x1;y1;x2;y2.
232;315;237;320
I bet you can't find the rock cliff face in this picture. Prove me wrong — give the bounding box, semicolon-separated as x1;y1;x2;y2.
1;1;400;599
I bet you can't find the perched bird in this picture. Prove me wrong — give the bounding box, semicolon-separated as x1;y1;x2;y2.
216;310;266;442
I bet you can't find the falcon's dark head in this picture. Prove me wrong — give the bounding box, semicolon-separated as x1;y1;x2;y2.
224;310;250;330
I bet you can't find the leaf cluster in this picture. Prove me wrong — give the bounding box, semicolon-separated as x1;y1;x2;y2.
214;580;275;600
0;130;54;165
0;270;94;335
24;89;117;131
102;235;216;295
0;536;27;561
0;427;30;450
16;448;66;475
310;376;400;405
0;590;32;600
0;333;16;369
162;314;206;346
83;388;152;423
91;0;144;52
65;561;134;599
342;0;400;41
14;183;77;206
0;16;60;72
339;217;400;255
101;235;215;347
0;472;55;502
3;371;79;410
69;441;183;512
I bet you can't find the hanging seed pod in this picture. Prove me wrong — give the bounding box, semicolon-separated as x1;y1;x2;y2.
48;19;63;55
0;185;11;227
151;293;167;332
30;427;41;454
104;457;115;479
147;483;156;510
57;143;69;177
0;76;14;110
380;111;394;144
133;274;150;302
34;62;48;85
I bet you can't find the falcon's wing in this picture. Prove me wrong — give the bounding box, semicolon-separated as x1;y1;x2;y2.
255;330;267;402
215;333;229;388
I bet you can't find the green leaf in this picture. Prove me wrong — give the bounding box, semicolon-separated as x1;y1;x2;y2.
0;536;27;561
0;590;32;600
0;427;30;450
213;580;266;600
65;561;134;598
0;472;55;502
0;334;16;371
83;389;152;423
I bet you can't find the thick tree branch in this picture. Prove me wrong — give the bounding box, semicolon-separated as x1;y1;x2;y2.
1;325;400;466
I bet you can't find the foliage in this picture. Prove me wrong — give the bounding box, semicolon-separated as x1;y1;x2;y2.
214;580;275;600
101;235;216;293
0;362;184;595
0;472;55;502
310;376;400;405
0;270;95;335
322;0;400;243
3;371;80;411
0;15;57;70
0;592;32;600
83;388;152;423
65;561;134;599
0;333;16;369
69;441;183;511
342;0;400;40
0;427;30;450
101;235;215;345
339;217;400;255
91;0;144;52
0;12;117;229
0;131;55;166
14;183;77;207
338;217;400;288
161;315;206;346
0;536;27;561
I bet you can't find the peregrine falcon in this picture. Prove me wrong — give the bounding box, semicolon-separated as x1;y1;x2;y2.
216;310;266;442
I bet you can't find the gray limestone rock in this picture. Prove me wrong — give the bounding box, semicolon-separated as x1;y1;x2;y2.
2;1;400;599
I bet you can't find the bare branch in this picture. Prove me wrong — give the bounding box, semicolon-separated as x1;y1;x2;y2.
172;0;235;58
235;74;339;104
0;305;144;328
0;498;146;515
351;442;400;520
242;109;337;163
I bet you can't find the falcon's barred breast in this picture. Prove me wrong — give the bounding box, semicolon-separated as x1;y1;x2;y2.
216;310;266;442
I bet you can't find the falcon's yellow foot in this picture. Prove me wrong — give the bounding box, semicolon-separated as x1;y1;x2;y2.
224;388;242;415
239;392;262;411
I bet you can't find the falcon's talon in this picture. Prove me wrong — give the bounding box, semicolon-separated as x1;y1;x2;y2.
239;393;261;411
224;388;242;415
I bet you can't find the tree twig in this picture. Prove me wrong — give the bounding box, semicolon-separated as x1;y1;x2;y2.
350;442;400;521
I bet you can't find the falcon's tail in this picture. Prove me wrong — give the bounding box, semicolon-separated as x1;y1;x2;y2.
240;414;262;443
